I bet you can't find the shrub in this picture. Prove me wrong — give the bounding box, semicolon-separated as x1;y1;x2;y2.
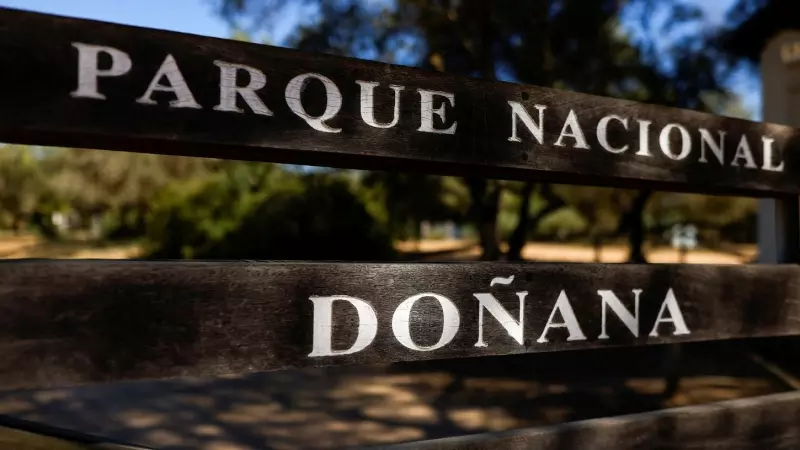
146;168;395;261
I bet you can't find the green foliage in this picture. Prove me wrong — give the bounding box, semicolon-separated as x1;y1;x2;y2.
356;171;467;240
553;185;621;237
50;149;216;213
209;175;396;260
0;145;51;232
647;193;757;246
146;165;395;260
46;148;219;238
145;162;284;258
538;207;588;240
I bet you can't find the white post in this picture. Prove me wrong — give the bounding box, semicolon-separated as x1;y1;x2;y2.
758;32;800;264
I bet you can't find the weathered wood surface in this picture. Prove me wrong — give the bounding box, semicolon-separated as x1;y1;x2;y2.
377;390;800;450
0;7;798;195
1;260;800;390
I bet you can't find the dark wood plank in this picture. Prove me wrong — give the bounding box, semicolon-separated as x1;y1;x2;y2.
376;390;800;450
1;260;800;390
0;7;798;195
0;415;152;449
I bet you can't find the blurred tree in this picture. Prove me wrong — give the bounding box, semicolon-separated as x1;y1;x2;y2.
358;171;461;241
648;192;757;247
208;175;396;260
552;185;620;259
49;149;218;237
146;161;282;258
146;165;395;260
0;145;49;234
507;183;565;261
215;0;731;261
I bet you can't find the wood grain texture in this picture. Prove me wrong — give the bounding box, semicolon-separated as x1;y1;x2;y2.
0;7;799;195
0;413;152;449
1;260;800;390
375;390;800;450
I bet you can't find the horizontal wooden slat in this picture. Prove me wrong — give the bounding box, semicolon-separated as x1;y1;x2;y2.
0;260;800;390
0;415;152;449
377;390;800;450
0;8;799;195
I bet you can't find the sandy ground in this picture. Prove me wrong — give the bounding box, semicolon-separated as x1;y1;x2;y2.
396;239;758;264
0;235;755;264
0;235;141;259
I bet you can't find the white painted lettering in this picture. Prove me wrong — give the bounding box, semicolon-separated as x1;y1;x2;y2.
648;288;690;337
392;293;460;351
473;287;527;347
554;109;590;149
537;290;587;343
598;289;640;339
762;137;785;172
659;123;691;160
597;114;629;154
508;102;546;144
698;128;725;164
285;73;343;133
70;43;132;100
357;81;404;128
417;89;457;134
308;295;378;357
636;119;652;156
136;54;201;109
731;135;758;169
213;61;272;116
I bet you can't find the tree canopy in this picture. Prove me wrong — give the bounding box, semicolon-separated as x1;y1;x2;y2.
211;0;744;261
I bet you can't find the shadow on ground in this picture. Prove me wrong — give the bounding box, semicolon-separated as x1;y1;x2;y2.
0;340;791;449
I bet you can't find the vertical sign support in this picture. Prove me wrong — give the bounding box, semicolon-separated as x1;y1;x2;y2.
756;32;800;380
758;198;799;263
759;32;800;265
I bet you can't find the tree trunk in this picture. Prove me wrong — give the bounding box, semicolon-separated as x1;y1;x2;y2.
593;235;603;262
620;190;652;263
11;215;23;235
507;182;535;261
508;183;566;261
467;178;501;261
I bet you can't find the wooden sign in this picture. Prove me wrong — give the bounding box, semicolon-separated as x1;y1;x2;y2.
1;260;799;390
0;7;798;195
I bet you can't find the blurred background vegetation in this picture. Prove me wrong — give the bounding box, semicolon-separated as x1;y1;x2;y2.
0;0;766;264
0;143;759;263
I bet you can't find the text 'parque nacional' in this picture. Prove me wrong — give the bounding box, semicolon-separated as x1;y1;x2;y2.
69;42;786;174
